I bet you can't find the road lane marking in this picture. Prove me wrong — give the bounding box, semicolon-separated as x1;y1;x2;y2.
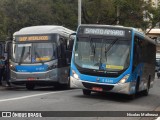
0;89;77;102
156;117;160;120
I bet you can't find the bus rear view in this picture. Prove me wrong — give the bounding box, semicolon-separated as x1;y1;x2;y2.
70;24;156;98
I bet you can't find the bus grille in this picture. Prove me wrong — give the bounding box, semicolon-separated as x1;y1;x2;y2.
82;82;114;91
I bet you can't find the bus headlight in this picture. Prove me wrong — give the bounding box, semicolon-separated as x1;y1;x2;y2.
72;70;79;79
119;74;130;84
10;64;16;71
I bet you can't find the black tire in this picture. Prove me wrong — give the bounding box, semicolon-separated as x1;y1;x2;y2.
82;89;91;95
64;78;70;90
128;78;140;99
135;78;140;94
143;80;150;96
128;94;136;100
26;83;35;90
59;83;70;90
54;82;70;90
54;83;62;89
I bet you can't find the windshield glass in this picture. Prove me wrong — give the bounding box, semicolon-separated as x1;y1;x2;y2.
33;43;57;63
12;42;57;63
74;37;131;72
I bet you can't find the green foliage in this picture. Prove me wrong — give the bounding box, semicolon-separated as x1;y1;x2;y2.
51;0;78;29
0;0;54;40
0;0;159;41
82;0;116;24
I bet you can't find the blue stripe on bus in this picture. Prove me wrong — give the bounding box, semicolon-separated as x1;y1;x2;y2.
71;60;144;85
15;64;48;72
71;62;132;84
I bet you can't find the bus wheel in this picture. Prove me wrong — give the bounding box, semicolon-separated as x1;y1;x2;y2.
62;78;71;90
82;89;91;95
128;78;140;100
64;78;70;89
135;78;140;95
54;83;69;90
128;94;136;100
143;80;150;96
60;83;70;90
26;83;35;90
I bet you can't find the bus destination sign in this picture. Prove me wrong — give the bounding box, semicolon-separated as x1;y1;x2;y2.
84;28;125;36
18;36;49;41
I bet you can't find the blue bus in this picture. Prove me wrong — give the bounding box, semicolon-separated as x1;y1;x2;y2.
70;24;156;98
10;25;74;90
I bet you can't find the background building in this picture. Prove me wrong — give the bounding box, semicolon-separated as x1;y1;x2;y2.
144;0;160;52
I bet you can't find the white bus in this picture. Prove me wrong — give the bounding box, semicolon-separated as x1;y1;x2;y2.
10;25;74;90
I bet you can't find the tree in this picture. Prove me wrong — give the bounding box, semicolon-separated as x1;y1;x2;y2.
0;0;54;40
51;0;78;30
82;0;116;24
0;0;159;41
81;0;156;30
114;0;155;30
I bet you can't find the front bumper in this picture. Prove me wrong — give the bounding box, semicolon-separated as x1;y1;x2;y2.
10;70;58;85
70;76;134;95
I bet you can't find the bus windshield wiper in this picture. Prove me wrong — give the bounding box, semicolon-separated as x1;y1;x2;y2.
18;46;31;65
89;39;96;61
18;47;25;65
104;38;118;61
95;38;118;70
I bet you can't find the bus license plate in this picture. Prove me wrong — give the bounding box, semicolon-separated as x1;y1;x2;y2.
27;77;35;80
92;87;103;92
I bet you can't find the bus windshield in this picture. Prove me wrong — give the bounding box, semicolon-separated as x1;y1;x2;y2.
74;37;131;72
12;42;57;63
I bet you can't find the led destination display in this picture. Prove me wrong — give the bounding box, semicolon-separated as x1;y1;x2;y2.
83;28;125;36
19;36;49;41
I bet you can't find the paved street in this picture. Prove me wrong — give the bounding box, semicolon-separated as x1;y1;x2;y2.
0;76;160;120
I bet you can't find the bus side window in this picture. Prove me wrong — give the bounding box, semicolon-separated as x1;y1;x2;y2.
60;38;66;58
66;37;74;65
67;39;74;51
57;40;62;58
133;37;142;70
59;37;67;66
68;33;75;51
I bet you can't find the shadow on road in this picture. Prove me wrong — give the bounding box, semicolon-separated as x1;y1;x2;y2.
0;85;73;92
74;91;152;102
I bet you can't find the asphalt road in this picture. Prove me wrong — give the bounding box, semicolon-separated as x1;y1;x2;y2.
0;76;160;120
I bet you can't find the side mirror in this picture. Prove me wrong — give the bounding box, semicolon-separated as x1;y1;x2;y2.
69;32;76;38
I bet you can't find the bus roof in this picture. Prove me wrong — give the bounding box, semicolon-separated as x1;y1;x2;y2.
14;25;75;36
78;24;156;45
78;24;145;35
79;24;134;29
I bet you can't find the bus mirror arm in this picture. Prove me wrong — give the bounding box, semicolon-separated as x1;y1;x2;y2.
69;32;76;38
